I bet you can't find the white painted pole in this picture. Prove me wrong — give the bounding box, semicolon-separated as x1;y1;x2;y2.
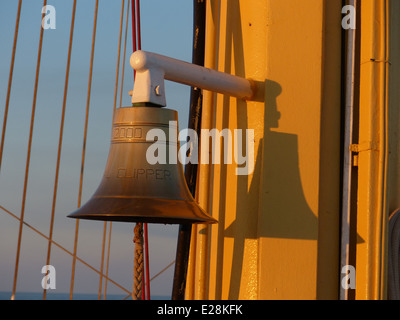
130;50;255;106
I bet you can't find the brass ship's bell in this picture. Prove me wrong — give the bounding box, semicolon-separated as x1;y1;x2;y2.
68;105;216;224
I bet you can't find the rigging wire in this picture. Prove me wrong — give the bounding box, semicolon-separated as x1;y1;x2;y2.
113;0;126;117
0;0;22;174
119;0;131;108
0;205;131;296
2;0;152;301
100;0;127;301
129;0;142;301
1;0;173;301
70;0;99;300
103;221;113;299
98;221;108;300
11;0;47;301
43;0;77;300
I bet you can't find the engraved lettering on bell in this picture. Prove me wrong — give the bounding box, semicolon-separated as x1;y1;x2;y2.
116;168;171;180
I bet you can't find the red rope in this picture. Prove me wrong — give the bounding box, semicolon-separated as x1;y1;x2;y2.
131;0;150;300
135;0;142;50
144;224;150;300
131;0;136;78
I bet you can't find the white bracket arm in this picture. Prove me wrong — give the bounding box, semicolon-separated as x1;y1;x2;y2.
130;50;256;107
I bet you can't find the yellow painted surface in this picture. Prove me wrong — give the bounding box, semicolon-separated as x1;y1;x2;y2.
354;0;400;300
257;0;342;300
355;0;390;300
185;0;400;300
187;0;343;300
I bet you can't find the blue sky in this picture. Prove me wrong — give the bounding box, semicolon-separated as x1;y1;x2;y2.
0;0;194;298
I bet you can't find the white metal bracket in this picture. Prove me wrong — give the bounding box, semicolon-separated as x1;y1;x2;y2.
130;50;256;107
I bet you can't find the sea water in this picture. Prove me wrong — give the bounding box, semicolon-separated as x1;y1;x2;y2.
0;291;169;300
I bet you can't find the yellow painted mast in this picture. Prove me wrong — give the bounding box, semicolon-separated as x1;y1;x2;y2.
186;0;400;300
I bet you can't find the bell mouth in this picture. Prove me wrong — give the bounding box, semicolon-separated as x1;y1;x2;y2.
68;196;217;225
